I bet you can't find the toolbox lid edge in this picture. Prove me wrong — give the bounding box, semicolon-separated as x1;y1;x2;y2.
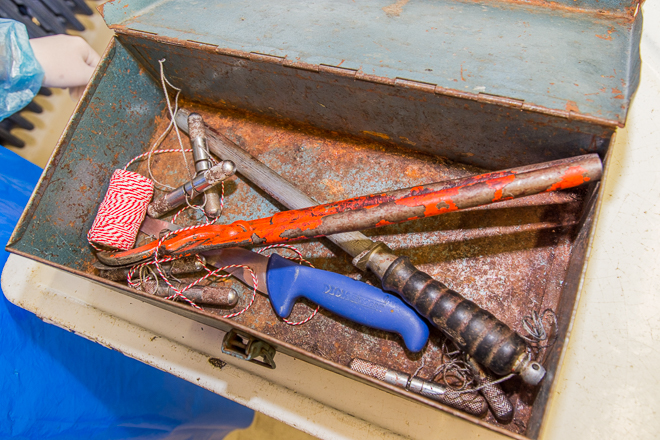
100;0;642;126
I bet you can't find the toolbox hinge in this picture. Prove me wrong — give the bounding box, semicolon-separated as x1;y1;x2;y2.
434;86;526;110
394;78;437;93
477;93;525;109
249;52;286;65
521;102;569;119
319;64;358;78
282;59;320;72
355;71;395;85
221;329;277;369
119;27;158;37
186;40;220;52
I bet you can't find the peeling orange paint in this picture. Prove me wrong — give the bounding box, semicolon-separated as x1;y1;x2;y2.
565;100;580;113
486;174;516;201
545;166;590;192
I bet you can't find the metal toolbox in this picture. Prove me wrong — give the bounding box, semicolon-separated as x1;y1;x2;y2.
7;0;642;438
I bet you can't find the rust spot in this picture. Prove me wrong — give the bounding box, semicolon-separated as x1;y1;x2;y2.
460;63;466;82
209;358;226;369
382;0;410;17
596;26;617;40
399;136;416;146
486;174;516;201
321;179;345;196
362;131;390;140
565;101;580;113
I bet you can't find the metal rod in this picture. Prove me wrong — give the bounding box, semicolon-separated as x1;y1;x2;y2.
98;155;601;267
147;160;236;218
143;279;239;307
188;113;224;218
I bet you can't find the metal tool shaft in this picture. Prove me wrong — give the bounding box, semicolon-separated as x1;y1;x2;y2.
188;113;223;218
143;279;239;307
97;255;206;281
101;155;600;267
147;160;236;218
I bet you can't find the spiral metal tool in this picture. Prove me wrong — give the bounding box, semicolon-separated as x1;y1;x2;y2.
350;358;488;416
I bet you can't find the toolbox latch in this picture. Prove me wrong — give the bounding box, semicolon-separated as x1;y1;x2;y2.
221;329;276;369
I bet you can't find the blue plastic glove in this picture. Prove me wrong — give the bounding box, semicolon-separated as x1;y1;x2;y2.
0;19;44;121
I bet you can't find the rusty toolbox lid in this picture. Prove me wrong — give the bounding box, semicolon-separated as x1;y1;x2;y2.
99;0;642;127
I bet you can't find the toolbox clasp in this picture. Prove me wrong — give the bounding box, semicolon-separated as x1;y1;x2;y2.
221;329;276;369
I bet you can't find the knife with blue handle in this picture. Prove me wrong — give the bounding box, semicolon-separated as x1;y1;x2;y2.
204;248;430;353
141;216;430;352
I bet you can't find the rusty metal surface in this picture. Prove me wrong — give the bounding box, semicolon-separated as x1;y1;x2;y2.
118;102;589;436
4;38;609;438
116;32;615;171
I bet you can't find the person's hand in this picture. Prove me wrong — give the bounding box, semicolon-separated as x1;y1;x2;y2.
29;34;100;100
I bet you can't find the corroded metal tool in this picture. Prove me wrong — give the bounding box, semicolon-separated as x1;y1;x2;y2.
142;279;239;307
169;110;602;385
173;109;602;385
95;255;206;281
350;358;488;416
147;159;236;218
188;113;224;218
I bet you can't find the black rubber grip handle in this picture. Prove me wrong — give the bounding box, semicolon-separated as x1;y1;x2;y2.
382;256;528;376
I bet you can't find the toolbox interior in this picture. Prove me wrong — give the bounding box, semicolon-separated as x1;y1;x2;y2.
7;37;613;438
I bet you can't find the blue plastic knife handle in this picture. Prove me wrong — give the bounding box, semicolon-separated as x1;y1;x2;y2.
266;254;429;352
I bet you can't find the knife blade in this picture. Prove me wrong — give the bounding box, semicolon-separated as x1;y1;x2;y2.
204;247;429;353
140;216;181;237
140;217;429;352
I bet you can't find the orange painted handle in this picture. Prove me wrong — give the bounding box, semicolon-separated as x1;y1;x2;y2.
96;154;602;266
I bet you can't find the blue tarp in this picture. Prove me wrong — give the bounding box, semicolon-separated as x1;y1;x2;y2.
0;147;255;439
